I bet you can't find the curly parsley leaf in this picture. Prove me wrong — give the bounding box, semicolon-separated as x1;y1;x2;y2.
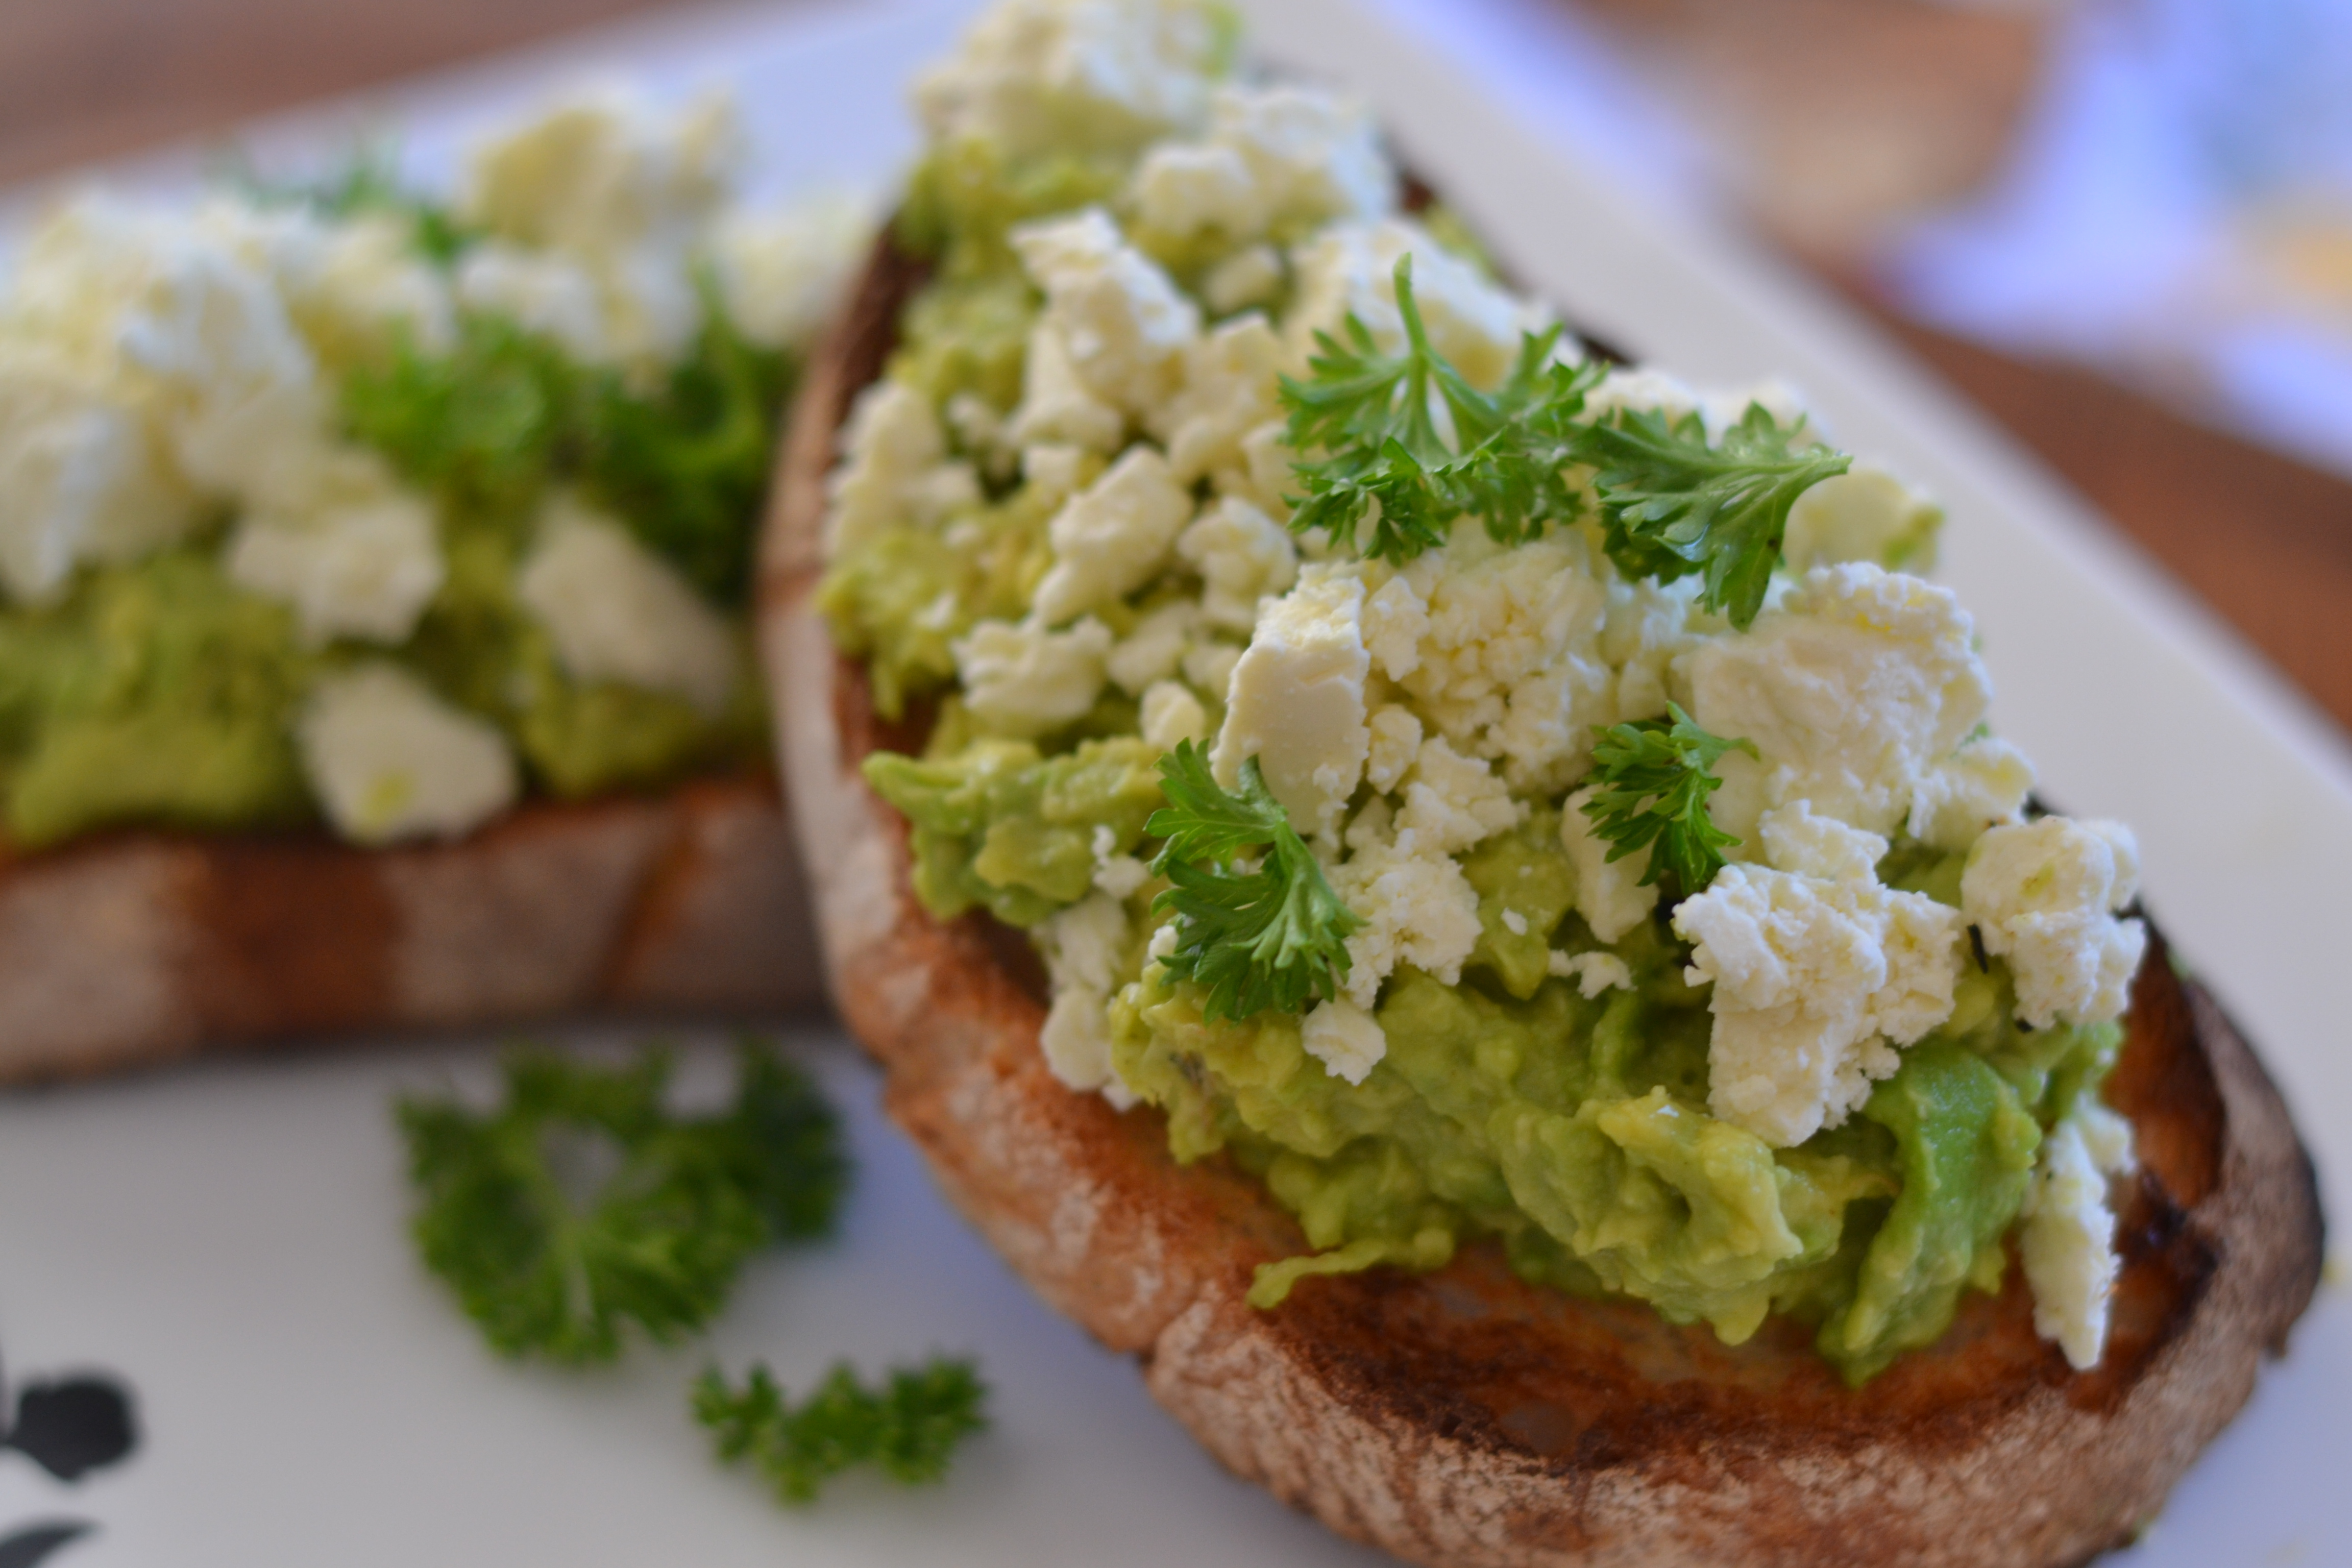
1581;401;1851;630
1146;740;1361;1023
397;1039;845;1364
693;1358;989;1505
1281;254;1600;564
1580;703;1757;899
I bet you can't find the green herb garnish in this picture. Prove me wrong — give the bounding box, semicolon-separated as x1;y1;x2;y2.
1581;401;1852;630
230;144;477;263
1146;740;1360;1023
1580;703;1757;898
397;1039;846;1364
1281;255;1600;564
693;1358;989;1505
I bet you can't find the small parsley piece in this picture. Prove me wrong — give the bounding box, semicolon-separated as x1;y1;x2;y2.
1281;255;1600;564
1581;401;1852;630
1580;703;1758;899
1146;741;1361;1023
228;144;478;263
693;1358;989;1505
397;1039;846;1364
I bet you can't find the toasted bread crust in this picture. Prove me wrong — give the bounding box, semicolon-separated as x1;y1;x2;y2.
761;235;2326;1567
0;772;825;1084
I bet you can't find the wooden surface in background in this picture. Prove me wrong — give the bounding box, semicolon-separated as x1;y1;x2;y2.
0;0;2343;735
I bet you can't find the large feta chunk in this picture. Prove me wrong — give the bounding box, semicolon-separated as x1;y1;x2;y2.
1008;316;1126;453
1681;562;1993;845
1033;445;1192;624
2019;1105;2135;1370
1301;996;1388;1085
1961;816;2148;1028
1011;208;1200;417
1675;818;1964;1147
224;452;445;646
517;498;737;713
913;0;1222;158
1558;785;1658;942
1285;217;1551;391
1037;891;1138;1105
298;664;518;846
1783;463;1942;575
1211;565;1369;841
953;615;1114;737
0;353;192;603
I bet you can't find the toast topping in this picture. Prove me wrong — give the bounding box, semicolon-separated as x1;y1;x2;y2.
831;0;2148;1382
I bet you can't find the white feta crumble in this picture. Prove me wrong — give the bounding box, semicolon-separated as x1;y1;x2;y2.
1364;704;1423;794
1394;734;1521;855
1139;678;1208;750
1284;217;1552;391
462;88;737;258
1675;805;1964;1147
708;191;869;350
952;615;1114;737
1327;818;1483;1011
297;664;518;846
1962;816;2149;1028
1011;208;1200;419
1211;565;1370;841
225;481;446;647
1175;493;1296;631
912;0;1222;160
1033;444;1192;624
1154;312;1284;487
1301;996;1388;1084
0;354;191;603
1009;315;1125;452
1549;949;1634;999
2019;1103;2136;1370
1105;599;1199;694
1558;787;1657;943
1133;83;1392;243
1090;822;1152;899
1202;243;1284;315
1038;891;1141;1106
824;381;981;554
1783;463;1942;575
516;498;737;713
455;242;615;363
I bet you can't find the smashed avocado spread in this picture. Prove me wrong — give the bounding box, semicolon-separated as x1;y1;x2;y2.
826;0;2150;1384
0;91;863;848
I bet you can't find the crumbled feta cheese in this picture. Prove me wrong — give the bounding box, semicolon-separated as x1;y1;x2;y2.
1674;839;1964;1147
1680;562;1994;845
1202;243;1284;315
824;381;979;553
1155;312;1284;487
1284;217;1549;390
708;191;869;350
1395;734;1521;855
1962;816;2148;1028
455;243;615;364
1105;599;1199;694
1133;83;1392;243
1021;442;1093;508
1212;565;1369;841
1783;464;1942;575
0;354;191;603
1913;734;2033;852
1139;679;1208;750
953;615;1114;737
912;0;1222;159
1364;705;1423;794
1011;208;1200;418
462;88;737;257
221;205;457;366
298;664;518;846
1033;444;1192;624
1091;822;1153;899
1132;142;1258;238
1008;315;1126;452
2019;1107;2134;1370
1559;786;1657;942
1549;949;1634;999
1328;824;1483;1010
1180;636;1242;699
1175;494;1296;631
1757;799;1883;881
226;482;446;647
1037;892;1139;1105
516;498;737;713
1302;996;1388;1084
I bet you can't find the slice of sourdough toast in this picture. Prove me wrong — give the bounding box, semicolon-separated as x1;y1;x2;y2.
760;235;2326;1568
0;772;824;1085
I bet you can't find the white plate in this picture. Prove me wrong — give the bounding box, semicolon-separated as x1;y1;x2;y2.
0;2;2345;1564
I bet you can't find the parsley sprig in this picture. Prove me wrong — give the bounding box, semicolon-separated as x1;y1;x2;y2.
1583;402;1852;630
693;1358;989;1505
397;1040;846;1364
1283;255;1600;563
1146;741;1361;1023
1278;256;1852;628
1580;703;1757;899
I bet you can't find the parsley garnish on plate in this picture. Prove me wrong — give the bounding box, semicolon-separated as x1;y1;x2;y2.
693;1358;989;1505
1580;703;1758;898
1146;741;1361;1023
1279;255;1852;628
397;1039;846;1364
1282;255;1601;565
1581;401;1852;631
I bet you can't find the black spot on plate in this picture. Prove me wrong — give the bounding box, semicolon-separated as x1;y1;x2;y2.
0;1522;91;1568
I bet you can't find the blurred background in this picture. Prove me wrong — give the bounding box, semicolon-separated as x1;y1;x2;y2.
2;0;2345;731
